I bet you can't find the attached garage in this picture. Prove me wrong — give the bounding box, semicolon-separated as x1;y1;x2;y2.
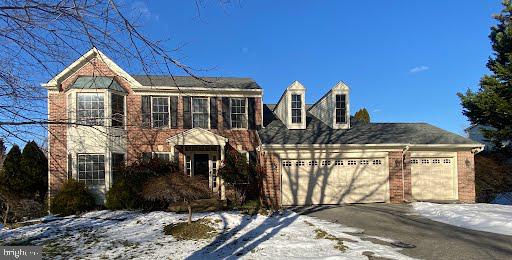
281;157;389;205
411;156;457;201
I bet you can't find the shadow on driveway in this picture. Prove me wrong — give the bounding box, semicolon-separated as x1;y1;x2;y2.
295;204;512;260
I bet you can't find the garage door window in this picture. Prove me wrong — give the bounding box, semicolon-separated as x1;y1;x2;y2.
309;160;318;166
282;161;292;167
321;160;332;166
443;159;451;164
347;160;357;165
421;159;429;164
360;160;369;165
372;159;382;165
295;161;305;166
411;159;419;164
335;160;343;166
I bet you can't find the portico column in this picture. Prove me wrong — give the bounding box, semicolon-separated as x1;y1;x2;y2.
220;144;226;200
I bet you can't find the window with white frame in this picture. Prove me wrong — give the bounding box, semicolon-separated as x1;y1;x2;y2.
192;97;209;128
230;98;246;128
154;152;171;161
291;94;302;123
185;155;192;176
152;97;169;128
335;94;346;124
212;155;217;188
111;93;125;127
76;93;104;125
77;154;105;186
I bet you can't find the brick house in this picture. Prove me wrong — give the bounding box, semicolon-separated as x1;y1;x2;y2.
45;48;484;206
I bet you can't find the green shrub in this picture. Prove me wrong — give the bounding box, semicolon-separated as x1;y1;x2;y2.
105;158;178;210
105;179;140;210
50;179;95;216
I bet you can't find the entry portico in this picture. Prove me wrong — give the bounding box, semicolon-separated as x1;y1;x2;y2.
167;128;228;198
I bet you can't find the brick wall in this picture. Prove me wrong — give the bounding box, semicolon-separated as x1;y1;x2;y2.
260;152;280;208
388;151;412;203
48;92;67;195
457;151;476;203
125;94;262;164
48;55;263;196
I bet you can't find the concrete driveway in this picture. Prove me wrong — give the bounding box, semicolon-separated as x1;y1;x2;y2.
294;204;512;260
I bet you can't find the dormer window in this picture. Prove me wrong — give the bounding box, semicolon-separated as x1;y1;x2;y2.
335;94;346;124
291;94;302;124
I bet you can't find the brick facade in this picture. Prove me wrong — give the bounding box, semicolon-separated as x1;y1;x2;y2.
47;51;478;207
388;151;412;203
48;56;262;197
457;151;476;203
260;152;281;208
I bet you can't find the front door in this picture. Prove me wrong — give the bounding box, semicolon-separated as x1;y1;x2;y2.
193;154;209;181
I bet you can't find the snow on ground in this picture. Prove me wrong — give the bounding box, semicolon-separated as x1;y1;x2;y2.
413;202;512;236
0;210;414;259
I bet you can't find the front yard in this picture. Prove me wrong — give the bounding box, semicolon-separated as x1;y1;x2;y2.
0;210;413;259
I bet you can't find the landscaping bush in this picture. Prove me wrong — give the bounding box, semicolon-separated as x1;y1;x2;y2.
217;146;260;207
50;179;96;216
1;191;45;224
105;158;177;210
142;173;212;223
105;179;140;210
475;152;512;202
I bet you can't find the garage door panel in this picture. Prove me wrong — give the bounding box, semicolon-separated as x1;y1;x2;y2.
282;158;389;205
411;157;456;201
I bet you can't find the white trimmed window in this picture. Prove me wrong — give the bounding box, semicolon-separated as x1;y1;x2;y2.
291;94;302;123
152;97;169;128
335;94;347;124
192;97;209;128
230;98;247;129
77;154;105;186
154;152;171;161
111;93;125;128
77;93;104;125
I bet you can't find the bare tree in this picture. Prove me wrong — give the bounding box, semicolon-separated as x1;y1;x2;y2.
142;174;212;224
0;0;206;145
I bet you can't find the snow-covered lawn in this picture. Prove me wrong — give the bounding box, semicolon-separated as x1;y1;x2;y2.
0;210;414;259
413;202;512;236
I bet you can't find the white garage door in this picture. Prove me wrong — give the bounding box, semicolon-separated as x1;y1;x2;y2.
411;158;457;201
281;158;389;205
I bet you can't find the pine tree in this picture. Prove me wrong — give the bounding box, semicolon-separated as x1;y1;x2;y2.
354;108;371;124
20;141;48;200
1;145;22;194
458;1;512;150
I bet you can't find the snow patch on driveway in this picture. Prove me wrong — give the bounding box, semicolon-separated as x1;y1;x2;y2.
413;202;512;236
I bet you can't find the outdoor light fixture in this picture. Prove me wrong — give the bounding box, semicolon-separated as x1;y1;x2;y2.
465;159;471;168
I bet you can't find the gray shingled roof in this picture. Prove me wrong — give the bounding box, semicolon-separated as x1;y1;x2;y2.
71;76;126;92
259;104;480;145
132;75;261;90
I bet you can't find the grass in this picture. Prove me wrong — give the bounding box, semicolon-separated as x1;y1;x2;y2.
314;228;348;252
163;219;217;241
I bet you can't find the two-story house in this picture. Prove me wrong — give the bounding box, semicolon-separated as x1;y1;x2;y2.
45;48;484;207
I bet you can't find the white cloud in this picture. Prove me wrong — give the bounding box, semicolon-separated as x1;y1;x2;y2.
131;1;157;21
409;66;429;73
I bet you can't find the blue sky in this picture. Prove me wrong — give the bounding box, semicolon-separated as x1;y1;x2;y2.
125;0;502;135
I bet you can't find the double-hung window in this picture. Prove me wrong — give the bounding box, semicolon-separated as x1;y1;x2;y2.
152;97;169;128
335;94;346;124
231;98;246;129
77;93;104;125
192;97;208;128
291;94;302;123
111;93;125;127
77;154;105;186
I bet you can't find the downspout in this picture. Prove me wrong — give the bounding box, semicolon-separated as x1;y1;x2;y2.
402;145;410;202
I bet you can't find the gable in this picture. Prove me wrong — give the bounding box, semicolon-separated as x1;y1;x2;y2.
43;48;142;91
